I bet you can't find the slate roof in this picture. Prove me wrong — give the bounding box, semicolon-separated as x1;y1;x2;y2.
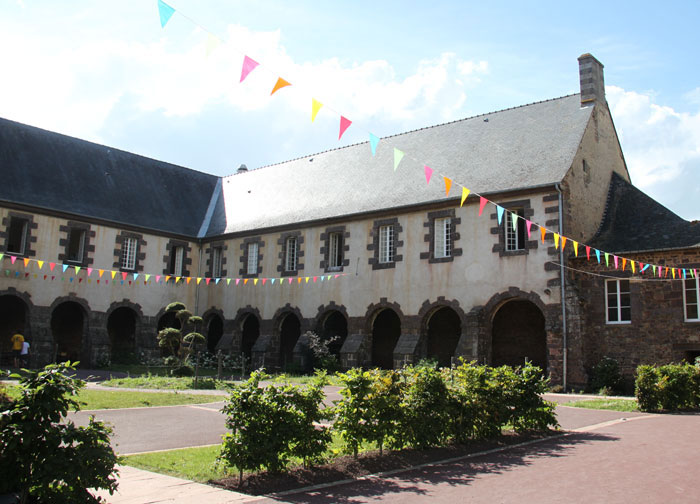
590;172;700;253
0;117;219;237
211;94;592;235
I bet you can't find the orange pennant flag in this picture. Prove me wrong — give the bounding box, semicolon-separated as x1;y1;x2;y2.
186;277;191;284
540;226;547;244
561;236;567;251
244;278;249;285
165;275;171;282
622;258;627;271
23;258;30;267
99;269;104;278
270;77;291;95
443;177;452;196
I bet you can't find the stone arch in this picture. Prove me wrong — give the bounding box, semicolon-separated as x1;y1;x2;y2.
0;289;32;365
106;300;143;363
365;300;403;370
50;295;91;365
202;307;225;354
315;302;349;360
418;298;466;368
484;288;548;371
273;304;304;369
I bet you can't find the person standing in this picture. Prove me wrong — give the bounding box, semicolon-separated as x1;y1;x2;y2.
20;339;30;367
11;330;24;368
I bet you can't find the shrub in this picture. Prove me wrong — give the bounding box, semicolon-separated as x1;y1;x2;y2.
0;362;119;503
305;331;340;372
589;356;623;394
635;363;700;412
399;366;451;449
171;364;195;377
333;368;374;458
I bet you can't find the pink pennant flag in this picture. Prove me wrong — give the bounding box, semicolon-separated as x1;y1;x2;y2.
526;220;532;239
10;256;16;264
262;278;267;285
87;267;92;277
236;278;240;285
443;177;452;196
289;278;293;284
313;276;318;282
424;166;433;185
205;278;211;285
478;197;488;216
586;246;591;260
613;256;619;269
240;56;259;82
339;116;352;140
50;262;56;271
639;262;645;274
156;275;161;283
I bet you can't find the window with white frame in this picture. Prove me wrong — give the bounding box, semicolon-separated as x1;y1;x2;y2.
285;237;298;271
379;225;394;263
121;237;137;270
505;209;525;251
169;246;184;276
66;228;86;263
247;242;259;275
434;217;451;258
212;246;223;277
6;217;28;255
329;232;343;270
684;277;699;321
606;279;631;324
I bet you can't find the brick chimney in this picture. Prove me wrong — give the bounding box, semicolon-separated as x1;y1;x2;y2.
578;53;605;106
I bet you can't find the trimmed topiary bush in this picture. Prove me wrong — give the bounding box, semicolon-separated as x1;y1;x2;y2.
589;356;623;394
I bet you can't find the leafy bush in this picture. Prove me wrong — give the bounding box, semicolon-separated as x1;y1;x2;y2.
305;331;340;372
635;363;700;412
589;356;623;394
0;362;119;503
171;364;195;377
399;366;451;449
156;302;205;370
333;368;374;458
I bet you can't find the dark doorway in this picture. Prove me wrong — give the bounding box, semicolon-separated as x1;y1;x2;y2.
241;315;259;362
492;299;546;371
107;307;137;363
371;309;401;369
0;295;27;365
51;302;85;363
206;315;224;353
426;306;461;368
321;310;348;360
685;351;700;365
279;314;301;369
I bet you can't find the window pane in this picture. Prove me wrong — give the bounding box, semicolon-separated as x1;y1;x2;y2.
213;247;222;277
379;225;394;263
620;307;631;321
619;280;630;294
620;293;631;308
329;233;343;268
7;218;28;254
67;229;84;262
122;237;137;270
606;280;618;295
285;237;297;271
687;304;698;320
171;246;183;276
608;308;618;322
435;218;447;258
247;243;258;275
607;294;619;308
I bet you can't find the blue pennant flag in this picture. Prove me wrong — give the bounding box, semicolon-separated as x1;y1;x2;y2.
595;249;601;263
62;264;69;273
496;205;504;225
369;133;380;156
158;0;176;28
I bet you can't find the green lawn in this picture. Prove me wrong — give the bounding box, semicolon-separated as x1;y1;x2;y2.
101;373;342;390
565;398;639;412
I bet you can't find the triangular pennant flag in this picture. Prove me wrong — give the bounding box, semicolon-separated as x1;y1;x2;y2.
595;249;601;263
62;264;69;273
175;276;181;283
586;246;591;260
526;220;532;239
479;197;488;216
298;277;303;284
553;233;560;249
393;148;404;171
236;278;240;285
561;236;567;251
683;269;686;279
604;253;609;267
38;260;44;270
196;277;202;285
240;55;259;83
511;213;518;231
0;253;3;261
334;274;340;279
311;99;323;122
10;256;17;265
496;206;505;225
99;269;104;278
111;271;117;279
226;278;231;285
253;278;258;285
460;187;470;207
339;116;352;140
613;256;618;269
631;261;636;273
122;272;128;280
270;278;275;285
23;258;30;267
270;77;291;95
540;226;547;244
313;276;317;282
639;263;645;273
145;274;151;282
369;133;380;156
443;177;452;197
244;278;249;285
75;266;81;275
205;278;211;285
573;241;579;257
672;268;676;279
424;166;433;185
186;277;191;284
205;33;220;57
157;0;176;28
262;278;267;285
289;278;293;284
665;267;669;278
327;275;332;281
86;267;92;276
156;275;161;283
320;275;325;281
621;258;627;271
305;277;310;283
215;278;220;284
50;262;56;271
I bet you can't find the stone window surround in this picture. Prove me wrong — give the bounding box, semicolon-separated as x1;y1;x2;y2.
277;231;304;277
160;239;192;277
205;240;228;278
239;236;264;278
420;209;462;264
491;198;537;257
113;231;147;273
0;211;37;258
368;217;403;270
58;221;95;267
319;225;350;273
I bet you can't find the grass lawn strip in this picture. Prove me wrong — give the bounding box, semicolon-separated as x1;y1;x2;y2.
563;397;639;412
100;373;342;390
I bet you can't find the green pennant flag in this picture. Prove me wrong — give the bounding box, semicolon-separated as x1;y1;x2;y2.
75;266;81;274
604;252;609;267
393;148;405;171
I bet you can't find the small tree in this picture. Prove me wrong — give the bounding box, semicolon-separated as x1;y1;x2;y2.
305;331;340;371
0;362;119;503
157;302;205;374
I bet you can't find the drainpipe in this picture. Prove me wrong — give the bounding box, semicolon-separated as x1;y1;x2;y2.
555;183;567;392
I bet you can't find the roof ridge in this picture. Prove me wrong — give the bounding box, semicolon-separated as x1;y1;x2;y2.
229;93;581;176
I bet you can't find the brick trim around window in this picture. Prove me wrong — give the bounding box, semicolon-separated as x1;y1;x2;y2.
319;225;350;273
367;217;403;270
204;241;228;278
161;239;192;277
0;211;38;258
239;236;264;278
113;231;147;272
58;221;95;267
490;199;538;257
420;209;462;263
277;231;304;277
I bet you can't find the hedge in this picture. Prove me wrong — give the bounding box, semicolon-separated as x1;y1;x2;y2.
635;362;700;412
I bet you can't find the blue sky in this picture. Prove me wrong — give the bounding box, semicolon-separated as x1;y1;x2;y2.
2;0;699;220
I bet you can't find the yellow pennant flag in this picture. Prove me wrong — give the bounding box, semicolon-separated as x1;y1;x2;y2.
573;241;579;257
443;177;452;196
75;266;81;274
305;277;310;283
37;260;44;270
99;269;104;278
553;233;560;249
176;276;181;283
254;278;259;285
672;268;676;279
631;261;636;273
205;33;220;57
111;271;117;279
197;277;202;285
460;187;470;207
270;77;291;95
311;99;323;122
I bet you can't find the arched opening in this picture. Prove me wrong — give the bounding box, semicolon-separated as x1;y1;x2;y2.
371;309;401;369
241;314;259;362
492;299;546;371
279;313;301;370
321;310;348;360
157;310;181;357
51;301;85;363
0;295;28;366
107;307;137;364
206;315;224;354
426;306;461;368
